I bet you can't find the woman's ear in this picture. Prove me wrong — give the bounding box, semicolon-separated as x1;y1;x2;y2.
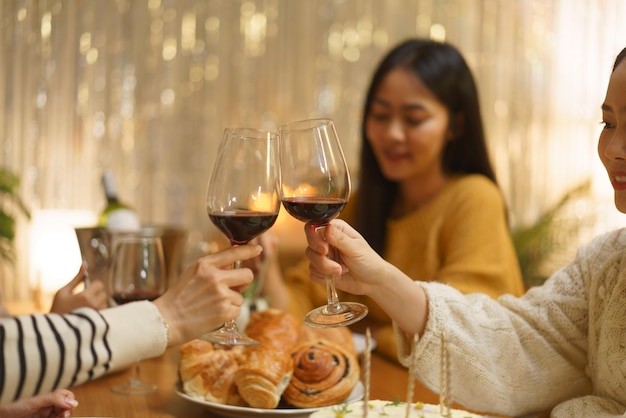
447;112;465;140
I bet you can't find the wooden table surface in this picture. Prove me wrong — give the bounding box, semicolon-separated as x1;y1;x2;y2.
69;345;459;418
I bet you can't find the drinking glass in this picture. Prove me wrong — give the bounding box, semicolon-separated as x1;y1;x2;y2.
109;236;166;395
205;127;280;345
279;118;368;328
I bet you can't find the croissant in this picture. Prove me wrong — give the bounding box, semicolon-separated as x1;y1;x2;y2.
179;339;215;383
234;346;294;408
245;308;301;354
179;340;245;406
283;339;360;408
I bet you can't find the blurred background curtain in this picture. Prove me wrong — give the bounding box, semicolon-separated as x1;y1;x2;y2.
1;0;625;302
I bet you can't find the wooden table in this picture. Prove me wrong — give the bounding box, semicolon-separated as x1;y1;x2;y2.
69;346;456;418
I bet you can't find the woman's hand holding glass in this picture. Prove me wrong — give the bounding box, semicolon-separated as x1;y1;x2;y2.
50;263;108;314
153;244;261;346
304;219;428;337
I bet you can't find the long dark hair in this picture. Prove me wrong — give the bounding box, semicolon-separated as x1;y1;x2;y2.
354;39;498;255
614;47;626;71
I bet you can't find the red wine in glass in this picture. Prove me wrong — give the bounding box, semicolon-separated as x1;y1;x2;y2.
209;210;279;245
281;197;346;225
112;289;162;304
278;118;368;328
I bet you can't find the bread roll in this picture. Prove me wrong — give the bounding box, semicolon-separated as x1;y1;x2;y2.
179;339;215;383
179;340;245;405
245;308;301;354
234;346;294;408
233;309;304;408
283;339;360;408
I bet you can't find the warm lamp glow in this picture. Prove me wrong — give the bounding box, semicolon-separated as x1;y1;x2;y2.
249;192;279;212
281;183;317;197
29;209;97;296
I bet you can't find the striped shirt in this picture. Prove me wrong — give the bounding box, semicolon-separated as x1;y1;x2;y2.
0;301;167;404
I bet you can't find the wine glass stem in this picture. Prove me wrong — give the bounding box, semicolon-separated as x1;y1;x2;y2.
223;318;239;333
314;225;344;314
325;274;343;314
131;361;142;385
223;257;243;331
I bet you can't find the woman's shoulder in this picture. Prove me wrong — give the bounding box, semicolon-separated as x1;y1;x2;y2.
449;173;499;191
445;174;503;205
581;227;626;255
562;228;626;286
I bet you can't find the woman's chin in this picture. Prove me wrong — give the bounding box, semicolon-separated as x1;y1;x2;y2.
614;194;626;214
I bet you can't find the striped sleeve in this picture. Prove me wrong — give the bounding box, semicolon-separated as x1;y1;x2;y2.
0;301;167;404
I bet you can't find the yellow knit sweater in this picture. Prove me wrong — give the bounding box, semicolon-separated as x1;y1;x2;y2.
283;174;525;361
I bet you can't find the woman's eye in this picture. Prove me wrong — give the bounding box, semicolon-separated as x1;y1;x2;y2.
370;112;390;122
601;120;615;129
405;117;424;126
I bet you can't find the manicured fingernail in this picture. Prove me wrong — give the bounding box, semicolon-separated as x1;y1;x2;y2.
65;398;79;407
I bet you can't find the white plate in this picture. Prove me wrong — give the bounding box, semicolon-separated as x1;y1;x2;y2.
176;380;364;418
352;333;377;355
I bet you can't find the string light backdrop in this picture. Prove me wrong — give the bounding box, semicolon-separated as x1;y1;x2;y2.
0;0;625;300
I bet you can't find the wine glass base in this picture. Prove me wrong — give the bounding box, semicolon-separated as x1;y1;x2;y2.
200;328;260;347
304;302;368;328
111;379;157;395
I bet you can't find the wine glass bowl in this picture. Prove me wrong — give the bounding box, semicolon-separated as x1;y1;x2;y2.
205;127;280;345
278;118;368;328
208;211;279;246
109;237;165;305
108;235;166;395
280;198;347;225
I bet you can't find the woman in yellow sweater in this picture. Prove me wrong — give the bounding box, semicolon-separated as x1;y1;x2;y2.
260;38;524;362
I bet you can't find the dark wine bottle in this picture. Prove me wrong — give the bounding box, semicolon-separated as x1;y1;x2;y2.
98;170;141;231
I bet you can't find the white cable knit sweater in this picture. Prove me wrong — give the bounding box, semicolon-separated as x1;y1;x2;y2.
397;228;626;417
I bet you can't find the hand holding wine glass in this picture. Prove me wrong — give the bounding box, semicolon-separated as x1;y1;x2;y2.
278;118;368;328
205;127;280;346
109;236;166;395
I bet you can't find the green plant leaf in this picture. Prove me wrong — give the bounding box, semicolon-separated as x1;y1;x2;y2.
512;179;592;287
0;168;31;220
0;211;15;241
0;168;31;266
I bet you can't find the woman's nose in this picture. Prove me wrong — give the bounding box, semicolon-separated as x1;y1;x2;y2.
385;118;405;141
604;127;626;160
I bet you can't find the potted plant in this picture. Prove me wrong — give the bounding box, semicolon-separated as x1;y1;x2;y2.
0;168;31;263
512;179;592;288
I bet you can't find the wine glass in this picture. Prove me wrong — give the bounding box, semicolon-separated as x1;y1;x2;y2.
109;235;167;395
278;118;368;328
205;127;280;346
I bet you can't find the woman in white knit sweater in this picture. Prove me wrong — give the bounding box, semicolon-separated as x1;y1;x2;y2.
303;47;626;418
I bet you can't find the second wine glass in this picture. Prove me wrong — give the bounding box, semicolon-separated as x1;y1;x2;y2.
109;235;166;395
205;127;280;346
279;118;368;328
